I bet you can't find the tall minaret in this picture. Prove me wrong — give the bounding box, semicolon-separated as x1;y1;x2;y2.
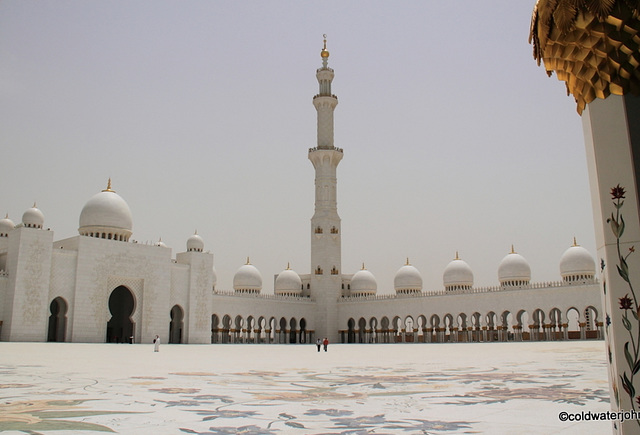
309;36;343;343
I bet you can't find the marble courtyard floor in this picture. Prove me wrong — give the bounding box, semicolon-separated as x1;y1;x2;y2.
0;341;611;434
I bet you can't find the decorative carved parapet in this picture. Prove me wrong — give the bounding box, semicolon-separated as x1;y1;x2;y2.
530;1;640;113
213;290;313;301
338;279;598;301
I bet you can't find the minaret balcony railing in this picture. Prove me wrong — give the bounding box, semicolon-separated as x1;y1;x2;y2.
313;94;338;100
308;146;343;153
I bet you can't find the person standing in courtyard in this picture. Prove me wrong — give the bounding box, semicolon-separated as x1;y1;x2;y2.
316;338;322;352
153;335;160;352
323;337;328;352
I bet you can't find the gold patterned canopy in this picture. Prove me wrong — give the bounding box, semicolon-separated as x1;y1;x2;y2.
529;0;640;114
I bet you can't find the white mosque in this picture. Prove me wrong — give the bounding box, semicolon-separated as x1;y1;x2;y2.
0;40;602;345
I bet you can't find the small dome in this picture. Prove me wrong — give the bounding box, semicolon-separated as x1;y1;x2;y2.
22;204;44;229
233;259;262;293
275;264;302;296
394;259;422;294
0;214;15;236
498;247;531;286
79;180;133;241
155;238;167;248
351;265;377;296
443;253;474;291
560;239;595;282
187;232;204;252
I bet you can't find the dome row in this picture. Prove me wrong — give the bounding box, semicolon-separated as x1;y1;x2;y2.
1;181;208;251
0;204;45;236
232;241;594;296
3;182;596;292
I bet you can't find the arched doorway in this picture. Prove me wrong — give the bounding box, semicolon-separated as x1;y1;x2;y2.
347;318;356;343
169;305;184;344
289;318;297;343
47;297;68;342
211;314;220;343
299;318;307;343
106;286;135;343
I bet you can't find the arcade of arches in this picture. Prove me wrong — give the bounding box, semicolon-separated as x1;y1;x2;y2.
341;307;602;343
45;295;602;345
211;314;312;344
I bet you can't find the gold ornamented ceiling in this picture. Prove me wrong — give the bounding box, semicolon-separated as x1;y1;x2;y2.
530;0;640;114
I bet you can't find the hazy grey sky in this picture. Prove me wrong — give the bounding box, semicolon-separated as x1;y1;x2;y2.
0;1;595;294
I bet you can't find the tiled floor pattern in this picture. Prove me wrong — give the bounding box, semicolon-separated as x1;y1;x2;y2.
0;341;611;434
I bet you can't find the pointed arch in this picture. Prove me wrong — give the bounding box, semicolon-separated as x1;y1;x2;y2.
47;297;68;342
106;286;135;343
347;318;356;343
211;314;220;343
169;305;184;344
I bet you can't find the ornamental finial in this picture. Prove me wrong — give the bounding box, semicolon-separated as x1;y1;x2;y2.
511;245;516;254
103;178;114;192
321;34;330;61
573;236;578;246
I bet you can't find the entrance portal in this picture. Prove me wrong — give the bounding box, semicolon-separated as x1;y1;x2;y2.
169;305;184;344
47;297;67;342
106;286;135;343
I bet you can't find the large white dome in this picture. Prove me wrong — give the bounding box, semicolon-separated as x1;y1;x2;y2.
22;204;44;229
0;214;15;236
233;260;262;293
394;260;422;294
560;240;595;282
498;248;531;286
79;181;132;241
351;266;377;296
275;265;302;296
443;254;473;291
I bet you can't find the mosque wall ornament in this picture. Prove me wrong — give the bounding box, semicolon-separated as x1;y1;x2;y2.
606;184;640;425
529;0;640;114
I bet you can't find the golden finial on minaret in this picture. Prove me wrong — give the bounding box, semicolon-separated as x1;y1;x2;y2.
32;202;37;208
246;257;251;265
321;34;330;59
361;262;366;270
455;251;460;260
102;178;114;192
511;245;516;254
406;257;410;266
573;237;578;246
286;262;291;270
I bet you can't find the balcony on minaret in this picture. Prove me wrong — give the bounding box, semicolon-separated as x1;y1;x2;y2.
330;226;338;234
315;226;323;234
308;146;343;153
331;266;339;275
315;266;324;275
313;93;338;100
